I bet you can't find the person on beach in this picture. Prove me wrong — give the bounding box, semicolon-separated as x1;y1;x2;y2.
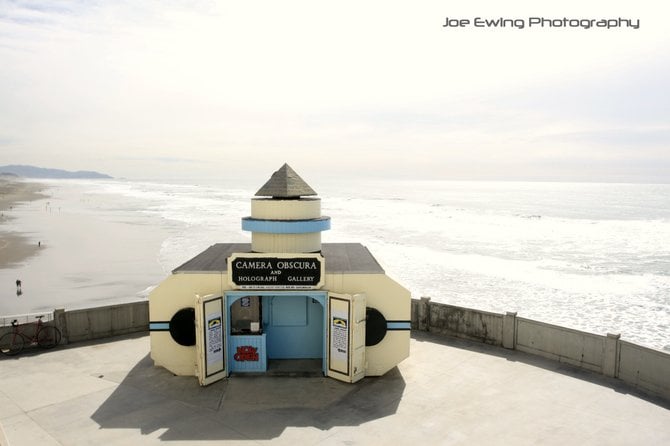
16;279;22;296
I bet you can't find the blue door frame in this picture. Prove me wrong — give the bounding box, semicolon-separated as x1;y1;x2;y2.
225;291;328;375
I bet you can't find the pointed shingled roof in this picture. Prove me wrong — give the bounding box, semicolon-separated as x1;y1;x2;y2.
255;163;317;198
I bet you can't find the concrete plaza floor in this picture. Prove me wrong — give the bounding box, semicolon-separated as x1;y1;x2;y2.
1;331;669;445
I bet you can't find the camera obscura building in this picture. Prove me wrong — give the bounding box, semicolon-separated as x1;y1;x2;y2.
149;164;411;385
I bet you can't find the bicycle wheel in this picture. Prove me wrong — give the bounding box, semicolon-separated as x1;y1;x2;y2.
0;332;25;356
37;326;62;349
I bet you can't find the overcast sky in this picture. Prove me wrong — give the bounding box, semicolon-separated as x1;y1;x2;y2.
1;0;668;182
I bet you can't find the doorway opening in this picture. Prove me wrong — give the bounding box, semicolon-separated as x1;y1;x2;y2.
226;291;327;376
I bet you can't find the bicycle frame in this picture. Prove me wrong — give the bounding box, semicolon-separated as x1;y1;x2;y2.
0;315;62;356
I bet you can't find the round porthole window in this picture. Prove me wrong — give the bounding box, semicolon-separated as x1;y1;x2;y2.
170;307;195;346
366;307;387;346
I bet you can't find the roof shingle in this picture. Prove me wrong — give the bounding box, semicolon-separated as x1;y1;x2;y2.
255;163;317;198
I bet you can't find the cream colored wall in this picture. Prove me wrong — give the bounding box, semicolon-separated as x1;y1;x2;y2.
324;273;411;320
366;331;410;376
149;273;227;376
251;198;321;219
251;232;321;253
325;272;411;376
151;270;411;378
149;273;224;319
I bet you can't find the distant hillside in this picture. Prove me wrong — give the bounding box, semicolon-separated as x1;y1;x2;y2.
0;165;112;179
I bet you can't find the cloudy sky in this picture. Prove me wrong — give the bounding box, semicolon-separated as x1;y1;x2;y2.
1;0;668;182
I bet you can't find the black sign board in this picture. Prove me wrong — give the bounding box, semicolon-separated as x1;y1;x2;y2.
230;256;323;289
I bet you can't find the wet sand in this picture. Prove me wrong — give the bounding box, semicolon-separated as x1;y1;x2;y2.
0;177;47;269
0;179;170;316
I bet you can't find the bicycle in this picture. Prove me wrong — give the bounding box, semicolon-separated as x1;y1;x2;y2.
0;315;62;356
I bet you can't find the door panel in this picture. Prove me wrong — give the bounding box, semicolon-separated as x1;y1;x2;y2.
195;294;226;386
327;292;366;383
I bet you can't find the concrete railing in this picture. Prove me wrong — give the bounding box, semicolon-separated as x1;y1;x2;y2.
54;301;149;343
0;301;150;344
618;340;670;399
412;297;670;402
412;296;506;345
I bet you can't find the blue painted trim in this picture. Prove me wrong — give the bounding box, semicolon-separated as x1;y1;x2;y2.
149;322;170;331
386;321;411;330
241;217;331;234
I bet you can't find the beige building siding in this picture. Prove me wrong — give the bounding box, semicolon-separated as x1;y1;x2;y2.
325;272;411;376
149;273;224;376
251;198;321;220
251;232;321;253
150;269;410;378
365;331;410;375
324;273;411;320
149;273;224;320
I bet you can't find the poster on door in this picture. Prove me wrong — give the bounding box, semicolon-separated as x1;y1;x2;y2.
203;297;224;377
329;297;350;375
207;315;223;364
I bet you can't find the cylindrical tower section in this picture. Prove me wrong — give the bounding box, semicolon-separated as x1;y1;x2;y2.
248;198;326;252
251;232;322;253
251;198;321;220
242;163;331;253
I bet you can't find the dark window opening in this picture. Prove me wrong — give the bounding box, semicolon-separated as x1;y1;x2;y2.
365;307;387;346
170;307;195;346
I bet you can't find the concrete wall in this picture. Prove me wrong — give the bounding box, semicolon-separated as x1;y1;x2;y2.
0;302;149;346
412;297;508;346
618;340;670;399
515;317;611;374
412;297;670;402
56;301;149;344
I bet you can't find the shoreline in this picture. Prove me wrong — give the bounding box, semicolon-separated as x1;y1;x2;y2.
0;177;48;268
0;178;171;316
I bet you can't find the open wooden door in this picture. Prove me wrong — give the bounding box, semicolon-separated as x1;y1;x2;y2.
195;294;226;386
327;292;366;383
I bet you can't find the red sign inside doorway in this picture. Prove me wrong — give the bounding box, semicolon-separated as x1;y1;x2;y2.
234;346;259;362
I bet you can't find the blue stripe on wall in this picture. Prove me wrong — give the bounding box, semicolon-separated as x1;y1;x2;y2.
386;321;411;330
241;217;331;234
149;322;170;331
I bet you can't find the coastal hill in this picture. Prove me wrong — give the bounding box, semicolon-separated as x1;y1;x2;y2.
0;165;112;179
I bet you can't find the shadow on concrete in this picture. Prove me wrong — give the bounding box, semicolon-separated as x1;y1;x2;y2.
412;330;670;410
0;330;138;360
91;353;406;441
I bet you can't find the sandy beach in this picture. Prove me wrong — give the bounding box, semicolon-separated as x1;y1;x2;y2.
0;177;47;269
0;179;171;317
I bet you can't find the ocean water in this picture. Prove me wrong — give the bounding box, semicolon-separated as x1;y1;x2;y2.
4;178;670;352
